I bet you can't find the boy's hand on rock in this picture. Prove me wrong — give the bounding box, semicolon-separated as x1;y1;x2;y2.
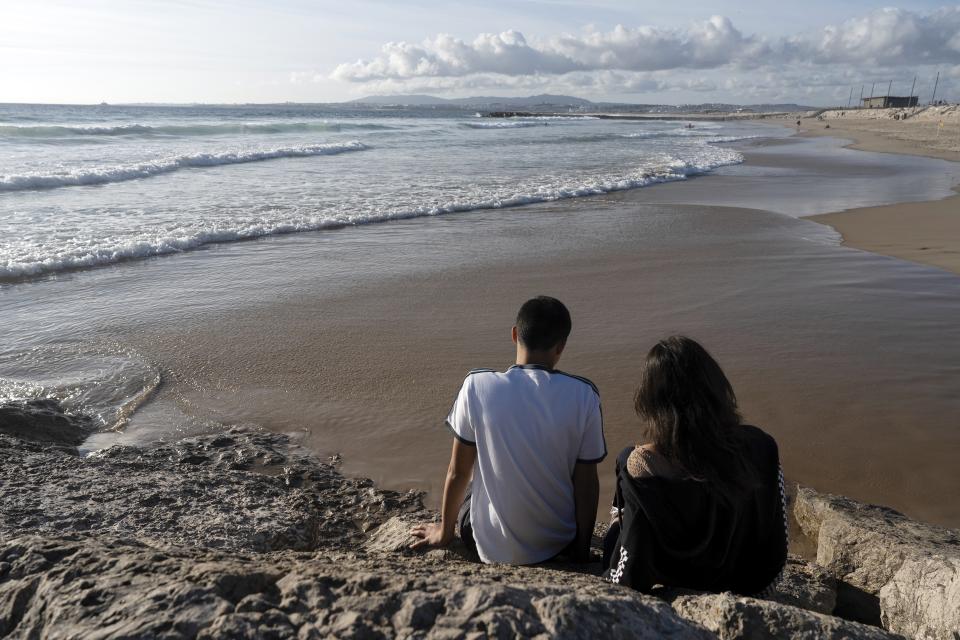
409;522;452;550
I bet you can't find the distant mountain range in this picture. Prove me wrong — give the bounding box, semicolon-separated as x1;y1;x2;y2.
350;94;814;113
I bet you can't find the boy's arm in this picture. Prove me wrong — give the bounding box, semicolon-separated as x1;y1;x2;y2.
572;461;600;562
410;438;476;549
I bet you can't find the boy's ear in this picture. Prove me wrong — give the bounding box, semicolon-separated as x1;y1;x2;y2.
511;326;519;345
554;339;567;356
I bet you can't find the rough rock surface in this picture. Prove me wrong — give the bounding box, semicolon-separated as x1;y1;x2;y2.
0;534;715;640
671;593;901;640
0;399;91;449
0;417;949;639
0;429;424;553
795;487;960;639
764;555;837;615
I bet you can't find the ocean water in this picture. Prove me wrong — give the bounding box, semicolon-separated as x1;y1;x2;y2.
0;103;755;281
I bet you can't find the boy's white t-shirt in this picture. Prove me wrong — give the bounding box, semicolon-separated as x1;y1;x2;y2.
446;364;607;564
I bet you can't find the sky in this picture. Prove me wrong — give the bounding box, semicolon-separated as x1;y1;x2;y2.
1;0;958;105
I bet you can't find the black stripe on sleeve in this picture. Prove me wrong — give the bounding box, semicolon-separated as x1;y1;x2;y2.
445;419;476;446
576;454;607;464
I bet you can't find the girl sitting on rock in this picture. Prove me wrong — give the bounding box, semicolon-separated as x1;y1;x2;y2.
603;336;787;594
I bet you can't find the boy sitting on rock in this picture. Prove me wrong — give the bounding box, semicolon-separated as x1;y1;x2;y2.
410;296;605;564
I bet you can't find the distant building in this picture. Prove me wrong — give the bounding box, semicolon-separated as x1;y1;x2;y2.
861;96;919;109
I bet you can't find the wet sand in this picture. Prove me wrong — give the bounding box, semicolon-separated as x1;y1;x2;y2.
810;190;960;276
77;132;960;531
791;116;960;276
123;197;960;529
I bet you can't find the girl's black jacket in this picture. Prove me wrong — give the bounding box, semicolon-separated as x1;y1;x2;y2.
605;425;787;595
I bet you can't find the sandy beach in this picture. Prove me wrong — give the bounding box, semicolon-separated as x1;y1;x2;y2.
810;189;960;275
792;107;960;275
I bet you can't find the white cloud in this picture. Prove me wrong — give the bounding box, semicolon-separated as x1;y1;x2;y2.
333;30;577;81
329;7;960;100
332;16;768;81
800;7;960;66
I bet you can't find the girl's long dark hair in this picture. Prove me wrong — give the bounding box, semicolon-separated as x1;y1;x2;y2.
634;336;754;491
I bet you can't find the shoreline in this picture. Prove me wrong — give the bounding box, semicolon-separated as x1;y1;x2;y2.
794;116;960;276
808;188;960;276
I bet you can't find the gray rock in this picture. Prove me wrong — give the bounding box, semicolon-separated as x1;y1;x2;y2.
0;399;91;449
364;515;478;564
879;554;960;640
364;514;420;554
0;534;712;640
765;555;837;615
671;592;903;639
0;430;426;553
1;428;954;639
795;486;960;639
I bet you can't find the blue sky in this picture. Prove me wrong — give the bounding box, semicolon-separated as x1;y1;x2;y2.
1;1;957;105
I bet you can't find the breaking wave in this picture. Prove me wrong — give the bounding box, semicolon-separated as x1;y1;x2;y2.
462;121;547;129
1;151;742;281
0;121;396;138
0;141;368;192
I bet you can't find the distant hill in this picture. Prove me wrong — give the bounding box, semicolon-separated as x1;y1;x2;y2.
351;94;454;106
451;94;595;108
350;95;816;113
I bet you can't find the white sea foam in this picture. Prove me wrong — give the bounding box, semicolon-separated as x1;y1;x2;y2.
522;115;599;120
620;129;759;142
0;150;742;281
462;121;546;129
0;345;161;431
706;135;761;143
470;114;597;121
0;141;367;192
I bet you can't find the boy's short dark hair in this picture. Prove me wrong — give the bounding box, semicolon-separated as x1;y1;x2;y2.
515;296;572;352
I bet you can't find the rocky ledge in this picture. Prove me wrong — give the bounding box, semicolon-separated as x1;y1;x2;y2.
795;487;960;639
0;404;956;639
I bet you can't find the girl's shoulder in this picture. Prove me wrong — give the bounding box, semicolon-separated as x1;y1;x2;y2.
626;445;685;480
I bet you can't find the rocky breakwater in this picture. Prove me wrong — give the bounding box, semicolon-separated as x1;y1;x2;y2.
795;487;960;639
0;400;953;638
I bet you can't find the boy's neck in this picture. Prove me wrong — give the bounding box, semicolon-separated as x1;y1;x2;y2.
515;350;560;370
